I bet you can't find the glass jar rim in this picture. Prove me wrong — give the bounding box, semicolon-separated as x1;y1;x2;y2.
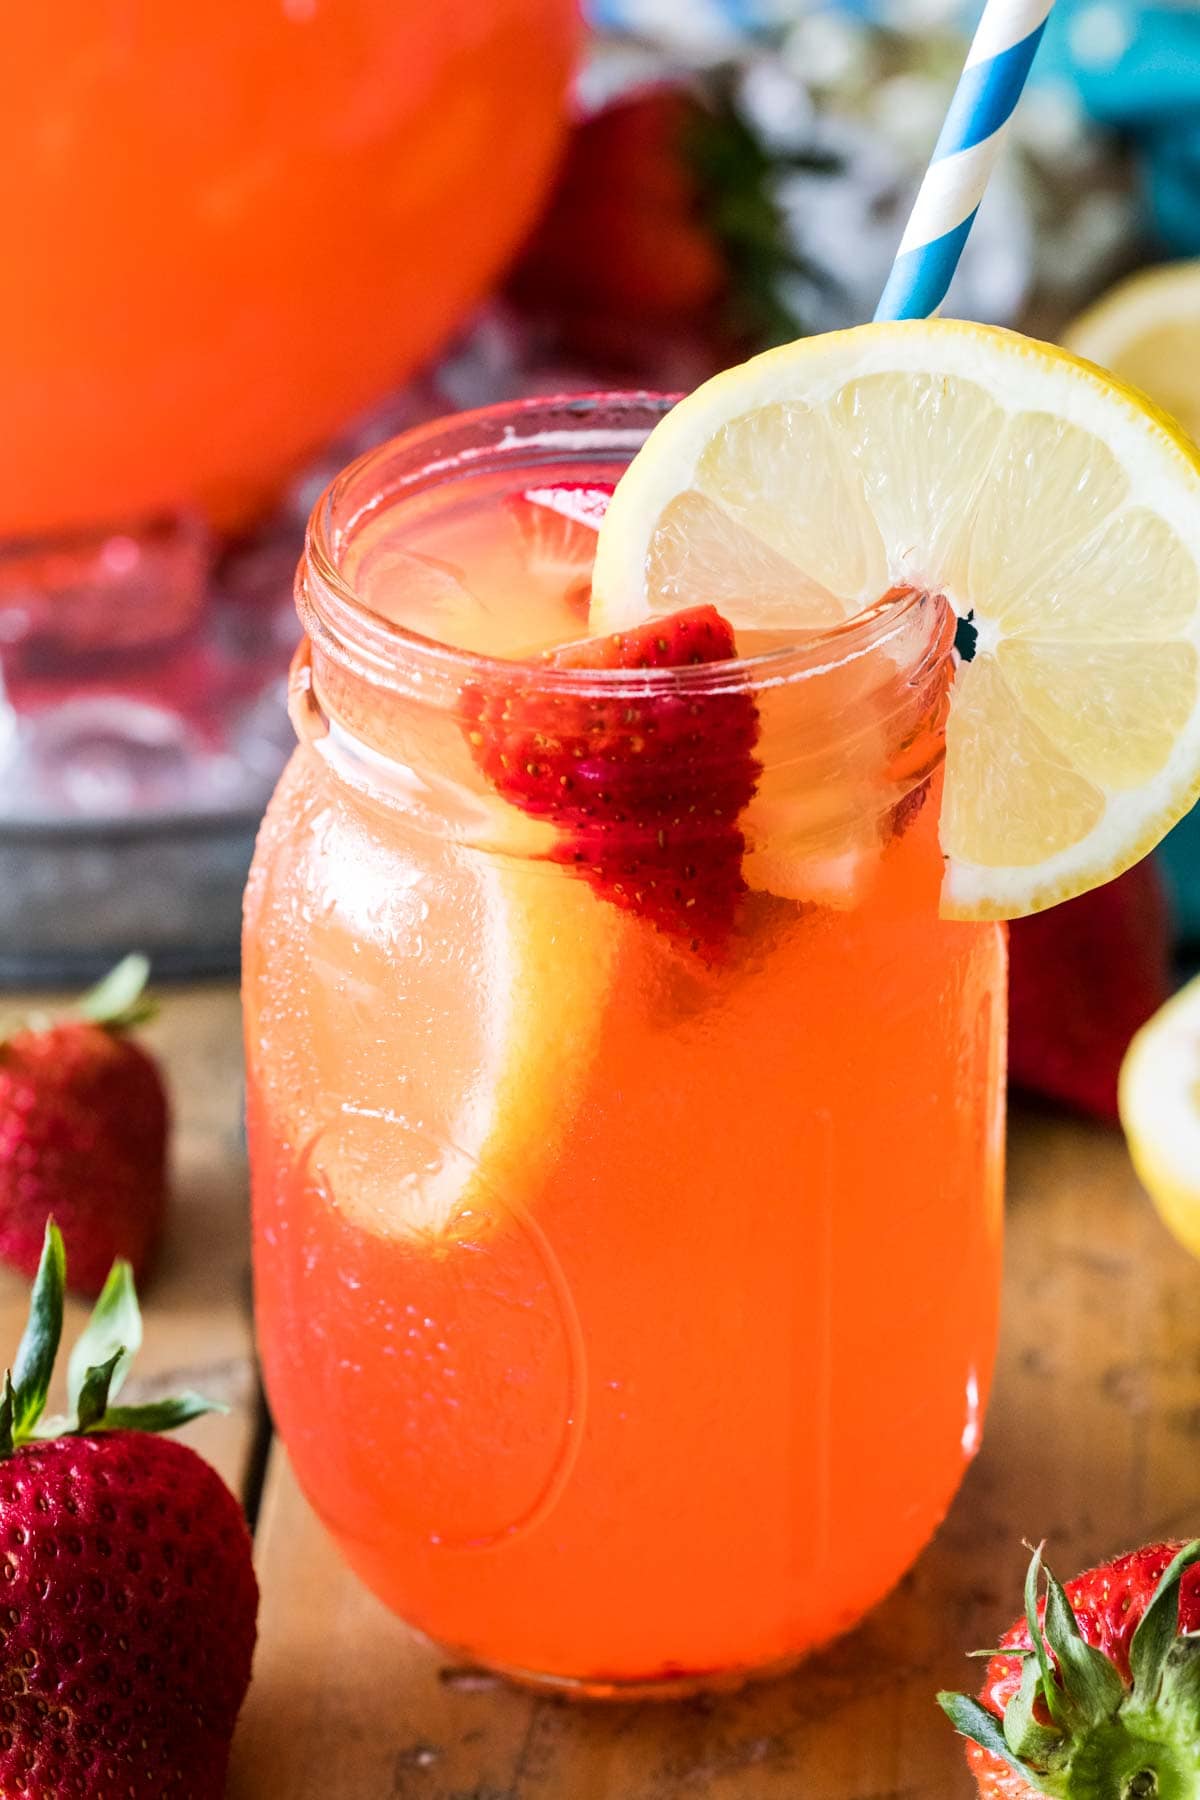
299;390;941;705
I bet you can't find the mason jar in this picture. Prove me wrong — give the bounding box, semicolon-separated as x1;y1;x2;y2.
243;394;1006;1697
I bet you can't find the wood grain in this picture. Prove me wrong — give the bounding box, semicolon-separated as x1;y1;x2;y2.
232;1107;1200;1798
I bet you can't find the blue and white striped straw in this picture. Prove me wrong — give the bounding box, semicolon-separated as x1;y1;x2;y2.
875;0;1055;323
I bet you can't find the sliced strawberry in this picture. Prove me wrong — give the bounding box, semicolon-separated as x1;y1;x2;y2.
518;482;614;533
507;483;613;574
506;483;614;621
464;605;760;956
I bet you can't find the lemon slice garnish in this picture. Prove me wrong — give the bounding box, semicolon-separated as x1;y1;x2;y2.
591;319;1200;918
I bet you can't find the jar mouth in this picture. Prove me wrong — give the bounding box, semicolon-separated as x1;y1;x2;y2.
300;390;944;705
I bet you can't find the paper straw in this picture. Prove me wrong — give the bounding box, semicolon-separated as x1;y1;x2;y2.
875;0;1055;322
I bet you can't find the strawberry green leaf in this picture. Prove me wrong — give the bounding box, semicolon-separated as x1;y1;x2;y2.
1003;1649;1066;1766
1025;1542;1067;1728
6;1240;222;1448
0;1372;14;1460
1128;1541;1200;1708
937;1693;1056;1794
1042;1561;1127;1728
77;953;155;1031
100;1394;224;1434
1156;1632;1200;1716
11;1221;64;1439
67;1259;140;1416
74;1350;126;1432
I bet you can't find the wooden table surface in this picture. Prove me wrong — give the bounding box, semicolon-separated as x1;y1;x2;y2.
9;983;1193;1799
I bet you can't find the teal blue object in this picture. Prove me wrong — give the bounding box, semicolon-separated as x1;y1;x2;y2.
1157;811;1200;943
1036;2;1200;253
1141;118;1200;255
1050;4;1200;120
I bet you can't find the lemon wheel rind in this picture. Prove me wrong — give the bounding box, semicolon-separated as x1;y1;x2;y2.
939;734;1200;921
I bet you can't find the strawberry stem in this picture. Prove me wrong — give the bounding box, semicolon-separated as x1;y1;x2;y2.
1068;1726;1199;1800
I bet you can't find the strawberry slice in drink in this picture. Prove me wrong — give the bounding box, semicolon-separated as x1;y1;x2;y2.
506;482;615;619
464;604;760;957
510;482;615;541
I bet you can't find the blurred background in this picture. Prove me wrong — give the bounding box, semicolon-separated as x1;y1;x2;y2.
3;0;1197;1117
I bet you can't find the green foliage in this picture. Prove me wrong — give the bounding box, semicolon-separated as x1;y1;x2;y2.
683;79;843;348
0;1221;223;1453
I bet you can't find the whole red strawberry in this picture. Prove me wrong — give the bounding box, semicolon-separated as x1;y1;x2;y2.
1008;858;1173;1122
509;88;730;363
941;1539;1200;1797
0;1222;257;1796
0;955;168;1295
464;604;760;956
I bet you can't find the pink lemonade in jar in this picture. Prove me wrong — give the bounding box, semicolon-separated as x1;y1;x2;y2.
245;396;1005;1694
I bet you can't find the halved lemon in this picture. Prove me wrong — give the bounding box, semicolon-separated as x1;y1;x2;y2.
1120;973;1200;1261
1066;260;1200;449
591;319;1200;919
